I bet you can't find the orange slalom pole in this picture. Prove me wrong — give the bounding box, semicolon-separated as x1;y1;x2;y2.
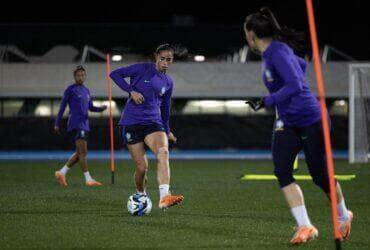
106;53;116;184
305;0;342;247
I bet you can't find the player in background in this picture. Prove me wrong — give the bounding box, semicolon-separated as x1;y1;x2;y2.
110;44;184;209
243;8;353;245
54;66;107;187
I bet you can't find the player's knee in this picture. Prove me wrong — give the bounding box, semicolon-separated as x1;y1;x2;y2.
157;147;169;164
77;150;87;158
135;160;148;173
274;167;295;188
311;173;330;194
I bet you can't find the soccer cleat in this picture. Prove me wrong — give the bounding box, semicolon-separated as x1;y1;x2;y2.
55;171;68;186
158;194;184;209
290;225;318;245
85;179;102;187
339;210;353;241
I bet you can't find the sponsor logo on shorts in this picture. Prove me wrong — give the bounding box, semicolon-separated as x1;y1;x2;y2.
81;130;85;137
126;132;132;142
265;69;274;82
275;120;284;131
144;80;150;83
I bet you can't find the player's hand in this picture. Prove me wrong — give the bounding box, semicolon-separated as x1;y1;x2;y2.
54;126;60;135
245;98;265;111
130;91;145;104
168;132;177;143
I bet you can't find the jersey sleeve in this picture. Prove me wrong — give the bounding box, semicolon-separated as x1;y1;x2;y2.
54;87;70;126
109;63;147;94
264;50;304;106
88;93;105;112
296;55;307;73
160;80;173;135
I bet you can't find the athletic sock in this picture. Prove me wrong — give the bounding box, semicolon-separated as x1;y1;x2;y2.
59;165;70;176
337;199;350;221
159;184;170;200
83;171;93;182
291;205;312;227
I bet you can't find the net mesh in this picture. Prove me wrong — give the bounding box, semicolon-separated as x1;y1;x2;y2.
349;64;370;163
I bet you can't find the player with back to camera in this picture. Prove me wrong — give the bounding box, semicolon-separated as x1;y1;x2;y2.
243;8;353;245
110;44;184;209
54;66;107;187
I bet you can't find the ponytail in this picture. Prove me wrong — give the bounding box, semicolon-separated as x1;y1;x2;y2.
245;7;308;56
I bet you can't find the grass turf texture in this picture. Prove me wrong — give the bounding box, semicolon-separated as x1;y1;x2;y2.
0;160;369;249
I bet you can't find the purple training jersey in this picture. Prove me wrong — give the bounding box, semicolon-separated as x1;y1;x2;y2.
109;63;173;134
54;83;105;132
262;41;321;127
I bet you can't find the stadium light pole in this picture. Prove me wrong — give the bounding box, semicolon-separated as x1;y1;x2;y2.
305;0;342;249
105;53;116;184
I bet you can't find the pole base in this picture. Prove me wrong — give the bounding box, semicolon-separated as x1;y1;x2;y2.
335;239;342;250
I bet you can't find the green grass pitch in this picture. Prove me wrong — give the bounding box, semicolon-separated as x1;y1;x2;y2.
0;160;369;249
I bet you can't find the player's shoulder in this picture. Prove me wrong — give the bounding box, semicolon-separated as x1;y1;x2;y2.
166;74;174;86
273;41;293;56
264;41;295;64
131;62;153;70
64;83;77;92
82;84;90;91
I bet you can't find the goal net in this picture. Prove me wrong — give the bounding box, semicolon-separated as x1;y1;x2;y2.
349;64;370;163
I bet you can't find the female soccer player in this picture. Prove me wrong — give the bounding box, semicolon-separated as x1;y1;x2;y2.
110;44;184;209
244;8;353;244
54;66;107;187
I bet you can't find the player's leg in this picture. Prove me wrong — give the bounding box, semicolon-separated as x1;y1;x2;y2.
127;142;148;193
144;131;183;208
66;153;79;167
75;136;102;186
55;153;79;186
272;126;318;244
55;131;80;186
302;121;353;240
335;182;353;240
64;153;79;172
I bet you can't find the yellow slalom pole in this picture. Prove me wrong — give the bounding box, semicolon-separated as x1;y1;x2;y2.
293;155;299;171
241;174;356;181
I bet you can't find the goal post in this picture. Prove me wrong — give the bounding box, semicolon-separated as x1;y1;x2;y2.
349;63;370;163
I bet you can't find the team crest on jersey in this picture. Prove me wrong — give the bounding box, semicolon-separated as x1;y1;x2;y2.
265;69;274;82
160;87;166;96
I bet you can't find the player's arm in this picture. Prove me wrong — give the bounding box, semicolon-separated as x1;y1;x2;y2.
263;50;303;106
296;55;307;73
109;63;146;104
160;83;176;142
88;99;107;112
54;88;70;133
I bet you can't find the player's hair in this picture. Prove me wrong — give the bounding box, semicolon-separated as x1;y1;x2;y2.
73;65;86;75
155;44;174;54
244;7;306;55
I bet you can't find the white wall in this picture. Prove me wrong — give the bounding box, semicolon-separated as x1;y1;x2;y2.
0;62;349;98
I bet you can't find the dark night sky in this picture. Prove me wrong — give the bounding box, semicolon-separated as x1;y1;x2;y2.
1;0;369;59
